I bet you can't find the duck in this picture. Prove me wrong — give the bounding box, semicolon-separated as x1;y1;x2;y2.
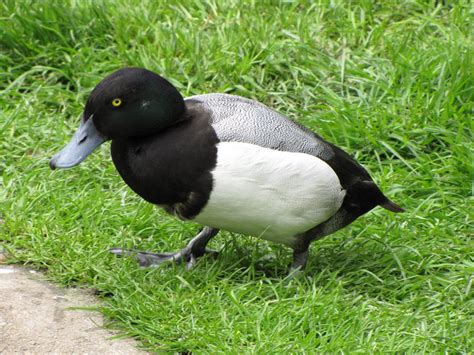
50;67;404;274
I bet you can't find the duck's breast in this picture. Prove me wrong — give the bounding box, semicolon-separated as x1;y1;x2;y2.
193;142;346;245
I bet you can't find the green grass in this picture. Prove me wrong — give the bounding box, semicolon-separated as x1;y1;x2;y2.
1;0;472;352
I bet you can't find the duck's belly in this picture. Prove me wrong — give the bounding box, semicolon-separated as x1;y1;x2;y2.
193;142;346;246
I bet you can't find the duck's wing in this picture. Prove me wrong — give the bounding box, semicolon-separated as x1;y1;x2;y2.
186;93;335;159
185;93;371;188
185;94;402;212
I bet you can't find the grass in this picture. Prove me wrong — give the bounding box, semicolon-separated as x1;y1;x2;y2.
0;0;472;352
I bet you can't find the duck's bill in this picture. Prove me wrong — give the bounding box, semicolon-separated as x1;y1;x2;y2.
49;117;106;169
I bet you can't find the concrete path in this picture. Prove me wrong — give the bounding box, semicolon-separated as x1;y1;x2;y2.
0;264;147;354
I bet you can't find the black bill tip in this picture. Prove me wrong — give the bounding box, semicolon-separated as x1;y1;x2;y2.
49;158;57;170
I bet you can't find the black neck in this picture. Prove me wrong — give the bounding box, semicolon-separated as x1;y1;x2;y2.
110;105;219;219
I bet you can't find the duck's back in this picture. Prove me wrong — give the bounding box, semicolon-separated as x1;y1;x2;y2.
186;93;335;160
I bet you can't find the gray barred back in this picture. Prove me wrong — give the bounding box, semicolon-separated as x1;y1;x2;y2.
186;93;335;160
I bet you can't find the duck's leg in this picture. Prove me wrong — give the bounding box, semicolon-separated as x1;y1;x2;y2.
110;227;219;269
285;247;309;280
291;249;309;270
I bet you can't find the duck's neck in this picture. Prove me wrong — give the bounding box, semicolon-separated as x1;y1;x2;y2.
110;108;219;219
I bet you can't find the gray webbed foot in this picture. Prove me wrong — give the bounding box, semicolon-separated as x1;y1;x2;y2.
109;247;218;269
109;227;219;270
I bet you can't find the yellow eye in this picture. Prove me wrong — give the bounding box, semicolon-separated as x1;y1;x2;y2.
112;98;122;107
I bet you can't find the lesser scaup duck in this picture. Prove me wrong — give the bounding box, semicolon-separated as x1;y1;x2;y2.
50;67;403;274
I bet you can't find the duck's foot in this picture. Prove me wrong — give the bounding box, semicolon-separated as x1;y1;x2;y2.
109;247;218;269
109;227;219;270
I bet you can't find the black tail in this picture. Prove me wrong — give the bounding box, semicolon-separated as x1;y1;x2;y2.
346;180;405;214
380;199;405;213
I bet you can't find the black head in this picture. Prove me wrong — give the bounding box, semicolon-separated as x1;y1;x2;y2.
86;67;186;139
50;67;185;169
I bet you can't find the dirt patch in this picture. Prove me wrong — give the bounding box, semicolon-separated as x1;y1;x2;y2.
0;264;147;354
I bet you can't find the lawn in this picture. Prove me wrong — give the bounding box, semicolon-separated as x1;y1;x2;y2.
0;0;472;352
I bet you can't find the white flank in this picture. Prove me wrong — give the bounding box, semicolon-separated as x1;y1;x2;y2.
193;142;346;245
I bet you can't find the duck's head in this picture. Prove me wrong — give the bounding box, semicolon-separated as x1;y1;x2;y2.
49;67;185;169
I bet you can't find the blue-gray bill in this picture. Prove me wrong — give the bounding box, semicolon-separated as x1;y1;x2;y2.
49;116;106;169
